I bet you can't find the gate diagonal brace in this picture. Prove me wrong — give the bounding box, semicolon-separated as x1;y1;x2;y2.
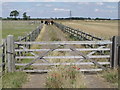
18;45;60;71
69;45;107;70
19;46;49;63
76;46;105;63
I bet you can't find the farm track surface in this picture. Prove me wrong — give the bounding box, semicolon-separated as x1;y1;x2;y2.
22;24;68;88
22;24;114;88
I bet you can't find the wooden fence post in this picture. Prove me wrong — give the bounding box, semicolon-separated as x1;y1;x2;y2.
110;36;119;68
2;40;5;72
118;36;120;67
7;35;15;72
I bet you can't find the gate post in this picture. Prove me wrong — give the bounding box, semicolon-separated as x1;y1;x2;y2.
110;36;119;68
7;35;15;72
118;36;120;67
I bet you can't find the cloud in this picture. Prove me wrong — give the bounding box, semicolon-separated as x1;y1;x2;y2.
45;4;52;7
78;2;89;5
96;2;104;6
35;4;42;7
54;8;70;12
106;6;116;8
94;9;99;12
102;0;119;2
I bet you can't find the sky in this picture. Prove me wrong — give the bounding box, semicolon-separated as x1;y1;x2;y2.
1;0;120;2
1;1;119;19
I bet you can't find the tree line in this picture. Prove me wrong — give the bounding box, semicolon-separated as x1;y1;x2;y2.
2;10;112;20
8;10;30;20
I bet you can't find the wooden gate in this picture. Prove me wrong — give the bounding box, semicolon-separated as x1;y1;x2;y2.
12;38;112;72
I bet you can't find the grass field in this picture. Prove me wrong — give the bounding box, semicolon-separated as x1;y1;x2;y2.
57;20;118;40
2;20;40;39
2;20;40;88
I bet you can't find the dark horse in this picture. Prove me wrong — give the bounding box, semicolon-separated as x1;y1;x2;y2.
44;20;54;25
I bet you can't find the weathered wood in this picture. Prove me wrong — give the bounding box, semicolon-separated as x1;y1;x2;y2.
22;69;50;72
87;46;105;56
22;69;103;72
54;22;103;41
110;36;120;68
70;46;107;70
15;62;110;66
2;41;6;72
16;55;110;59
15;48;110;52
18;46;60;71
15;40;112;45
118;36;120;67
19;46;49;63
7;35;15;72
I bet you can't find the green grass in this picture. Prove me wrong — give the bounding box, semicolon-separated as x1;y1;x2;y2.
2;72;27;88
2;20;40;39
1;21;40;88
102;69;118;85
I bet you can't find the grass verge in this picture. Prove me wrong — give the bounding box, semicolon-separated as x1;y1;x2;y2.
2;72;27;88
46;65;86;88
102;69;118;86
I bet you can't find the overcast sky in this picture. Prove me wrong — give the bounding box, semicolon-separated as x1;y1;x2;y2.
1;1;119;19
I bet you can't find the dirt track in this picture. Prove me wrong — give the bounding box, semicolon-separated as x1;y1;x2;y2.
22;24;68;88
22;24;115;88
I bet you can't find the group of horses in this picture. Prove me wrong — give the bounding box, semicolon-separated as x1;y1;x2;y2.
41;20;54;25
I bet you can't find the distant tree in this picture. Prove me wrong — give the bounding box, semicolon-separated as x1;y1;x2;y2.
10;10;19;19
23;12;30;20
23;12;27;20
88;17;91;20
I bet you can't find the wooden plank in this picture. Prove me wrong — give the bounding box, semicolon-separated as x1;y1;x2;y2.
22;69;103;72
76;46;106;63
87;46;105;56
22;69;50;72
15;48;110;52
15;41;112;45
70;46;107;70
15;62;110;66
54;22;103;41
18;46;60;71
16;55;110;59
79;69;103;72
19;46;49;63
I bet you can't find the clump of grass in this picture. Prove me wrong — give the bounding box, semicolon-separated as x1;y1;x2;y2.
2;72;27;88
102;69;118;84
68;34;79;41
45;66;86;88
51;37;61;41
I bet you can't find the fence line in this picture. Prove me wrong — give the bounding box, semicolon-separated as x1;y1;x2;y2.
0;22;119;74
54;22;104;42
0;23;43;74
